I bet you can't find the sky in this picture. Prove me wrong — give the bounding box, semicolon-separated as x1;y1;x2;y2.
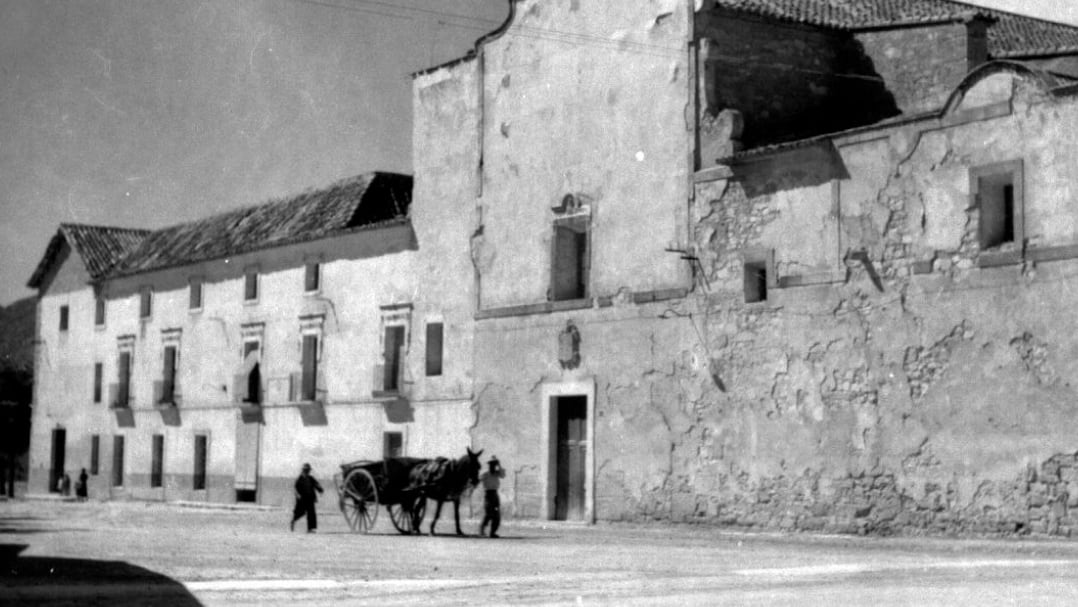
2;0;1077;306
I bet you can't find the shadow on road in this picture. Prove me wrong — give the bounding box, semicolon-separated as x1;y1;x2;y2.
1;544;203;606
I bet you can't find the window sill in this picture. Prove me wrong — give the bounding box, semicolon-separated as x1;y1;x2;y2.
977;248;1022;268
188;307;203;315
243;299;259;307
94;324;106;332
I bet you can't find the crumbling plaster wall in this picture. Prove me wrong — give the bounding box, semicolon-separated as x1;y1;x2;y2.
674;74;1078;536
475;0;691;309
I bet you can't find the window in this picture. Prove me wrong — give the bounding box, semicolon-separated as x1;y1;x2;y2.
160;345;177;404
150;434;164;488
93;362;103;403
95;298;106;326
743;249;774;304
382;326;405;392
233;340;263;405
305;262;320;292
112;435;124;487
90;435;100;475
301;334;319;401
59;305;69;331
383;432;403;458
139;288;152;319
193;435;208;490
189;279;203;310
116;351;132;407
244;269;259;301
550;216;589;301
973;160;1023;251
744;261;768;303
425;322;443;377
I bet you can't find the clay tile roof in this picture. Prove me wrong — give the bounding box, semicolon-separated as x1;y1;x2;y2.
108;171;412;277
27;224;150;288
714;0;1078;57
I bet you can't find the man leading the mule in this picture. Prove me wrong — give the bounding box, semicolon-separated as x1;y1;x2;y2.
479;456;505;538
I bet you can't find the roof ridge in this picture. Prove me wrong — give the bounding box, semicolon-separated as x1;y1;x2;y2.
58;222;152;234
140;170;398;236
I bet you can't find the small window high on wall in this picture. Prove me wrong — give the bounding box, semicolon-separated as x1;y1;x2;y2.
305;262;320;292
972;160;1023;251
550;216;589;301
139;288;152;319
743;249;774;304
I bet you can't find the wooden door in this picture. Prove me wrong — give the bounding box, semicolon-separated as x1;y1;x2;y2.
554;396;587;521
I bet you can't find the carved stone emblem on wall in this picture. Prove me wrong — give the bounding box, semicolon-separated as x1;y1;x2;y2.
558;320;581;370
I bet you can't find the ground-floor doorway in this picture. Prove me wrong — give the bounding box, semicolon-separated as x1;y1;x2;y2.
235;418;260;502
554;396;587;521
49;428;65;493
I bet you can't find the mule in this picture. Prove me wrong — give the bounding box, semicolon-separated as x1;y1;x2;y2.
408;447;483;536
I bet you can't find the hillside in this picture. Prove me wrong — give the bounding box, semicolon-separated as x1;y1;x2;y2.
0;296;35;373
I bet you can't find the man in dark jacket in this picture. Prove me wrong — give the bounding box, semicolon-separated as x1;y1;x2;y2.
290;463;323;533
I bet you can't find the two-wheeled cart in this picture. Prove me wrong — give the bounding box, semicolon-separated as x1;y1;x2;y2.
333;457;429;534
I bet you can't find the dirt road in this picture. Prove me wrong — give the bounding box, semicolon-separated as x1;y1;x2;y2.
4;499;1078;605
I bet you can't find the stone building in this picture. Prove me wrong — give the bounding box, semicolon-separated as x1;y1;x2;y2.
27;0;1078;536
26;173;475;508
414;0;1078;535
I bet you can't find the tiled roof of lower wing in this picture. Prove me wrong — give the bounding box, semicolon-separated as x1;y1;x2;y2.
27;224;151;288
108;171;412;278
714;0;1078;57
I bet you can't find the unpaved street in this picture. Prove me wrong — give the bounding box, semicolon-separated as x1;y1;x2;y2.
4;499;1078;605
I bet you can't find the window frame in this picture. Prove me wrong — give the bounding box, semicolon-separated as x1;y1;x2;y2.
193;434;208;491
304;261;321;294
189;277;203;312
549;214;591;302
742;248;776;305
425;321;444;377
90;435;100;475
150;434;164;488
112;435;125;487
94;297;106;328
971;159;1024;254
59;305;69;332
243;267;260;303
139;287;153;320
93;362;103;404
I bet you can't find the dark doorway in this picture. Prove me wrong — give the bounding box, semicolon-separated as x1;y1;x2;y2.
49;428;66;493
112;435;125;487
554;396;587;521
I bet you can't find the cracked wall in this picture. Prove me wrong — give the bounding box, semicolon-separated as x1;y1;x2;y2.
675;67;1078;536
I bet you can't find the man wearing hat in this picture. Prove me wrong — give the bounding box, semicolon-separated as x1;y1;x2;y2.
478;456;505;538
290;463;324;533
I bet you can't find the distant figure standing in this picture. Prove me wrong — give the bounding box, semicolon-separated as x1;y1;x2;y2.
290;463;323;533
58;472;71;497
76;468;88;501
479;456;505;538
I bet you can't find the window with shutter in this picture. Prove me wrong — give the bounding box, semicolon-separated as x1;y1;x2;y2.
425;322;443;377
301;334;318;401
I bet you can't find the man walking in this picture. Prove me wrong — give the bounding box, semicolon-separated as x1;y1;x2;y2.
478;456;505;538
290;463;323;533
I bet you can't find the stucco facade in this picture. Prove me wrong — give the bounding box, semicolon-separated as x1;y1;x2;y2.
28;175;474;511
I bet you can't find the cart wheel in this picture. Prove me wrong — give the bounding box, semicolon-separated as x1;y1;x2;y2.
388;495;426;535
339;468;378;533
